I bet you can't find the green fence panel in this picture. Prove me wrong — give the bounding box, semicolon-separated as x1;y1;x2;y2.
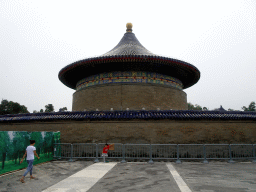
0;131;60;175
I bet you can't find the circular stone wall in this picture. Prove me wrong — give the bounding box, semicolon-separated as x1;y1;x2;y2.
72;84;187;111
76;71;184;91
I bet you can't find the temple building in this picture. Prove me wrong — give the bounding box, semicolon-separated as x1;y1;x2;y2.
59;23;200;111
0;23;255;144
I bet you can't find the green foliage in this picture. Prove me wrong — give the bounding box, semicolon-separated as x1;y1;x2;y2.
54;132;61;143
0;132;10;153
0;131;60;174
59;107;67;112
0;99;29;115
188;102;208;111
11;132;30;164
12;132;23;164
33;109;45;113
44;132;53;147
44;132;54;157
188;102;256;111
45;104;54;112
242;101;255;111
30;132;43;155
0;132;11;169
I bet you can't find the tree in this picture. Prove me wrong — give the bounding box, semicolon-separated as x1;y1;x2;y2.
54;132;61;143
242;101;255;111
30;132;43;157
45;104;54;112
19;132;31;157
202;107;208;111
12;132;24;164
7;138;15;162
188;102;206;111
53;132;61;157
0;99;29;115
44;132;54;157
0;132;11;169
11;132;31;165
33;109;44;113
59;107;67;112
188;103;195;110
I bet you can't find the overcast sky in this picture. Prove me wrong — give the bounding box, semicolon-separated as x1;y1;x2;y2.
0;0;255;112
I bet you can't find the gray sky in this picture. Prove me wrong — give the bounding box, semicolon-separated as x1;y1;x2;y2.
0;0;255;112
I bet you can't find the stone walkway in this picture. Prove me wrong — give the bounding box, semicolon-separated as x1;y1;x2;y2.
0;160;255;192
0;160;94;192
42;162;117;192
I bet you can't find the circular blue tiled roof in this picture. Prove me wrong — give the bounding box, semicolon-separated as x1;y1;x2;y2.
58;24;200;90
101;32;155;56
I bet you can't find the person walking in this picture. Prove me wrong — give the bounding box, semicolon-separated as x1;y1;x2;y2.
102;143;114;163
20;140;40;183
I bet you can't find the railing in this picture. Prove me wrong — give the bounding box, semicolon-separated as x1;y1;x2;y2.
53;143;256;164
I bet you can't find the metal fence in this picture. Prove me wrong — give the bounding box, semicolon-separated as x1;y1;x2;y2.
53;143;256;164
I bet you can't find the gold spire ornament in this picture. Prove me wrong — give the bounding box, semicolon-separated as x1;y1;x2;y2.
126;23;133;32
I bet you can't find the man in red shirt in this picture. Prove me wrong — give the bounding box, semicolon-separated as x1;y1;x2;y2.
102;143;114;163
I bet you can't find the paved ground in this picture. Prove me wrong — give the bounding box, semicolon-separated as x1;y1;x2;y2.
0;159;255;192
174;160;256;192
88;162;181;192
43;162;118;192
0;160;94;192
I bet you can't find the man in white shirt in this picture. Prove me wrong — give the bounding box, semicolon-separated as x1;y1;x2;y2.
20;140;40;183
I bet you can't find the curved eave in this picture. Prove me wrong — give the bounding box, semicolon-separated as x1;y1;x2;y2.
58;55;200;90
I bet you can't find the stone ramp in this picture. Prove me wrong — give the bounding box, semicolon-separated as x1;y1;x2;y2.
42;162;117;192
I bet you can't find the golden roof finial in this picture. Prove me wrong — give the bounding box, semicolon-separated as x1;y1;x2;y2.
126;23;133;32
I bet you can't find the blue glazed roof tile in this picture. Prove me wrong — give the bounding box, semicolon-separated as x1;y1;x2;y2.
0;110;256;123
58;26;200;90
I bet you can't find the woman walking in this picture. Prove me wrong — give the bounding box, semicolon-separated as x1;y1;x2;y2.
20;140;40;183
